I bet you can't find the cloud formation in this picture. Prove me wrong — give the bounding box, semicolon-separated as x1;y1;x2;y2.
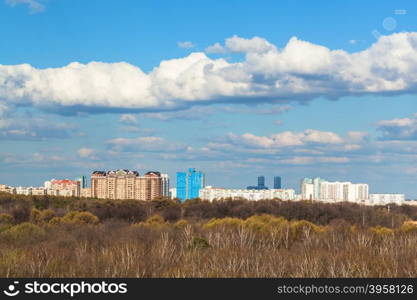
224;129;344;149
376;113;417;140
0;113;76;140
5;0;45;13
1;33;417;114
119;114;138;125
177;41;195;49
77;148;95;159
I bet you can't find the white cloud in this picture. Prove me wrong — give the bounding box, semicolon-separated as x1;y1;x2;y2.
5;0;45;13
227;129;343;149
0;102;11;129
205;42;226;54
177;41;195;49
206;36;276;54
376;114;417;140
224;35;276;53
278;156;349;165
78;148;95;158
141;106;214;121
0;111;76;140
1;33;417;114
119;113;138;125
220;104;291;115
347;131;369;142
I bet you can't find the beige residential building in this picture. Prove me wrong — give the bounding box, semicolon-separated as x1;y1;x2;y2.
80;187;92;198
91;169;163;201
32;188;47;196
0;184;14;194
50;179;80;197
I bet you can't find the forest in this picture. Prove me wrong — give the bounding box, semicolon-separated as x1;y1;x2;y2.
0;192;416;277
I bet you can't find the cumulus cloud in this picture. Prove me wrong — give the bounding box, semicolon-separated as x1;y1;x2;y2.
347;131;369;142
224;35;277;53
0;113;76;140
219;104;292;115
5;0;45;13
141;106;214;121
205;42;226;54
177;41;195;49
77;148;95;158
376;113;417;140
0;102;11;129
1;33;417;114
279;156;349;165
225;129;344;149
183;127;380;167
141;104;292;121
119;114;138;125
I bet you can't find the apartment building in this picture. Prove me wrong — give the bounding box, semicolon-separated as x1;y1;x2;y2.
91;169;163;201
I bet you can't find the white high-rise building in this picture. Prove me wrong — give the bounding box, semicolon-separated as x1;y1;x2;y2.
300;177;368;203
44;179;54;189
319;181;368;203
369;194;404;205
301;178;314;200
161;174;170;197
169;187;177;199
313;177;325;200
199;187;295;202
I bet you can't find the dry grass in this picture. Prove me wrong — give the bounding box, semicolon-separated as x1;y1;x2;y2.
0;214;416;278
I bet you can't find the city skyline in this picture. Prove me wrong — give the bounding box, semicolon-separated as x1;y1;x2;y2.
1;168;412;201
2;169;411;206
1;1;417;198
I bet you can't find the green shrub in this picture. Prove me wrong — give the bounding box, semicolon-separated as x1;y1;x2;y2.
0;213;13;225
146;215;165;225
244;214;288;232
188;236;210;250
48;217;64;226
39;209;55;223
369;226;394;236
0;224;12;233
290;220;323;240
30;208;41;223
204;217;244;230
63;211;99;225
131;215;167;230
2;222;45;242
31;208;56;224
398;221;417;234
174;219;189;229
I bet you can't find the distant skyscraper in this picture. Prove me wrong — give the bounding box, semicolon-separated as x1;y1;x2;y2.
81;176;88;188
301;178;314;200
247;176;268;190
176;172;187;201
257;176;265;187
161;174;170;197
176;168;205;202
188;168;205;199
313;177;325;200
75;176;88;188
273;176;281;189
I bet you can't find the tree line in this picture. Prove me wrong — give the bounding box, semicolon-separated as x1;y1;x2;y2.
0;192;415;228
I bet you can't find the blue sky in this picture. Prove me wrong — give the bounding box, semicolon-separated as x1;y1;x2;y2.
1;0;417;198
